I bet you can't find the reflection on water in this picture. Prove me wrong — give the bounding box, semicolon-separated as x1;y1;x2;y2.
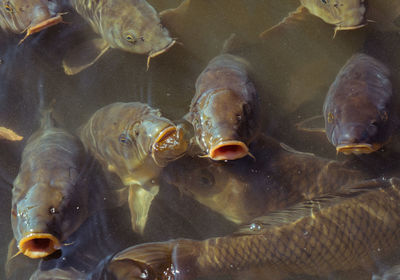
1;0;400;279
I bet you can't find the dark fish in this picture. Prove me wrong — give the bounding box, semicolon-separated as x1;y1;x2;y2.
186;54;260;161
11;109;90;259
0;0;62;43
163;135;368;224
102;177;400;280
323;53;394;155
63;0;175;75
79;102;187;233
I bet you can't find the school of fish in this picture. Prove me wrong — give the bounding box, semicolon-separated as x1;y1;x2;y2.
1;0;400;279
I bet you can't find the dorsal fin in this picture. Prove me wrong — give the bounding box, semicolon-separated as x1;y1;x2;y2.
234;178;394;236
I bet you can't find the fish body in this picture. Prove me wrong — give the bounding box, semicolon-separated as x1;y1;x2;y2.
64;0;175;74
300;0;366;31
79;102;187;233
163;135;368;224
103;177;400;280
323;53;394;155
11;110;89;259
0;0;62;41
187;54;260;161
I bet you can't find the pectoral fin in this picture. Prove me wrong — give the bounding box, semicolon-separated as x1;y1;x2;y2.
128;184;160;234
259;6;309;39
62;38;110;75
0;126;23;141
295;114;326;133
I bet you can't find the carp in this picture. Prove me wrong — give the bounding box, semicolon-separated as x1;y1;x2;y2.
11;109;91;259
261;0;367;38
163;135;368;225
186;53;260;161
323;53;394;155
101;177;400;280
79;102;188;234
0;0;63;43
63;0;175;75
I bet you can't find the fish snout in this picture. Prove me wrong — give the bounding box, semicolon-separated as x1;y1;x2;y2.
209;140;249;161
335;123;381;154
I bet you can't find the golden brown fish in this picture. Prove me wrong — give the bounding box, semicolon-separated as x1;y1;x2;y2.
102;177;400;280
79;102;188;233
323;53;394;155
0;0;63;43
261;0;367;38
11;109;91;259
163;135;368;224
63;0;175;75
186;54;260;161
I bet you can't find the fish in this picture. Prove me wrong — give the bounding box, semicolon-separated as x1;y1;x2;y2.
0;0;63;43
63;0;175;75
79;102;188;233
323;53;394;155
260;0;367;38
0;126;23;141
186;53;260;161
11;108;92;259
163;135;368;225
100;177;400;280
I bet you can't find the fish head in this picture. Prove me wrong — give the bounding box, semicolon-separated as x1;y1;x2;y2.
0;0;57;33
11;166;87;259
324;96;392;155
301;0;366;29
113;14;175;60
192;89;258;161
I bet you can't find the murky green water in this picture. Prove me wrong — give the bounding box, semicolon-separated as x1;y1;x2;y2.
1;0;400;279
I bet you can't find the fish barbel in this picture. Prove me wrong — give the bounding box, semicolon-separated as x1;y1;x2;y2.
187;53;260;161
0;0;62;42
64;0;175;74
11;108;90;259
79;102;188;233
103;177;400;280
323;53;394;155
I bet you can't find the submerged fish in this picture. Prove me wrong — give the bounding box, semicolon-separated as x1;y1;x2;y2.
101;177;400;280
63;0;175;75
186;54;260;161
163;135;368;224
323;53;394;155
79;102;187;233
29;267;86;280
0;0;63;43
11;109;90;259
261;0;367;38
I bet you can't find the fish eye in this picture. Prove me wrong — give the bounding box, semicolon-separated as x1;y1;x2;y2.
4;2;13;12
380;111;388;122
199;170;215;188
125;33;139;44
119;134;132;145
49;207;57;215
320;0;328;4
327;112;334;123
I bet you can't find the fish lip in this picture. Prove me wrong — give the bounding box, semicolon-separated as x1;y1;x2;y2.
151;125;178;166
336;143;381;155
209;140;249;161
18;233;61;259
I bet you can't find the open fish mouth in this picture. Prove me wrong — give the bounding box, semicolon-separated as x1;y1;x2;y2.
18;233;61;258
209;140;250;161
336;143;382;155
147;40;176;69
151;125;180;166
